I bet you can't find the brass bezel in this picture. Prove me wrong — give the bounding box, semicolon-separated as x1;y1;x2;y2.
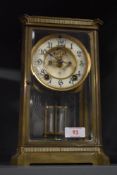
31;33;91;91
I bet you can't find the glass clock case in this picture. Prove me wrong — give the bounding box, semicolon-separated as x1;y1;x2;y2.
11;16;109;165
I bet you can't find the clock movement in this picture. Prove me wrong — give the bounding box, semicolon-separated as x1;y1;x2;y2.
11;15;110;165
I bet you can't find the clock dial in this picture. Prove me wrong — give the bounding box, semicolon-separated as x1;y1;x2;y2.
31;34;91;91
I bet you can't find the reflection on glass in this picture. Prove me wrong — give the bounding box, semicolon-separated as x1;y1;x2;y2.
45;106;67;138
55;106;67;135
45;106;54;136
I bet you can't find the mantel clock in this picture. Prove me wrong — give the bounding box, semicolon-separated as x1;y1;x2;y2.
11;15;110;165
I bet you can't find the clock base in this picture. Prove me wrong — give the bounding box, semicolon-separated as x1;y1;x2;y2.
11;146;110;165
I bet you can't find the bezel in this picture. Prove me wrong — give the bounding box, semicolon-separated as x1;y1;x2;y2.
31;33;91;91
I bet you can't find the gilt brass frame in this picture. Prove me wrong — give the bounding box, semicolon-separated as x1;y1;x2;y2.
11;15;110;165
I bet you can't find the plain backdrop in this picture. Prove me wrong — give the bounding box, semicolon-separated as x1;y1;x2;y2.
0;0;117;164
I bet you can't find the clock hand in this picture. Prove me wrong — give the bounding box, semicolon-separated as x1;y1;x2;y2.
47;52;64;67
48;54;72;67
48;60;63;68
62;60;72;64
48;60;58;65
62;61;72;70
47;52;59;61
46;49;71;68
47;48;66;61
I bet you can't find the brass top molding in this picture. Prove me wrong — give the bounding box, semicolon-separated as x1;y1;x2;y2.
20;15;103;29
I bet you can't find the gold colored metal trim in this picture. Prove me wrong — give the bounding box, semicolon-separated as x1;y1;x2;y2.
11;146;109;165
21;15;103;29
24;146;101;153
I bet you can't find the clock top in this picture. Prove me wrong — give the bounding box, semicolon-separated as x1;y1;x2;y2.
20;15;103;29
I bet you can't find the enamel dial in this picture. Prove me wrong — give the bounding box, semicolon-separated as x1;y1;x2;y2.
31;34;91;91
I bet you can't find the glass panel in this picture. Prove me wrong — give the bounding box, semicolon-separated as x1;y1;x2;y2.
44;106;67;140
45;106;55;136
29;77;82;140
30;86;45;139
55;106;67;135
30;28;92;142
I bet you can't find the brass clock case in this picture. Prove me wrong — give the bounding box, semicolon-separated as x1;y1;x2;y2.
11;15;110;165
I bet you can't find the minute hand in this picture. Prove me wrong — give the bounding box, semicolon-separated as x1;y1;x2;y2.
47;52;59;61
62;60;72;64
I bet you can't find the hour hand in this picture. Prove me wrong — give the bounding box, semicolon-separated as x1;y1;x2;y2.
62;61;72;70
48;60;58;66
62;61;72;65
